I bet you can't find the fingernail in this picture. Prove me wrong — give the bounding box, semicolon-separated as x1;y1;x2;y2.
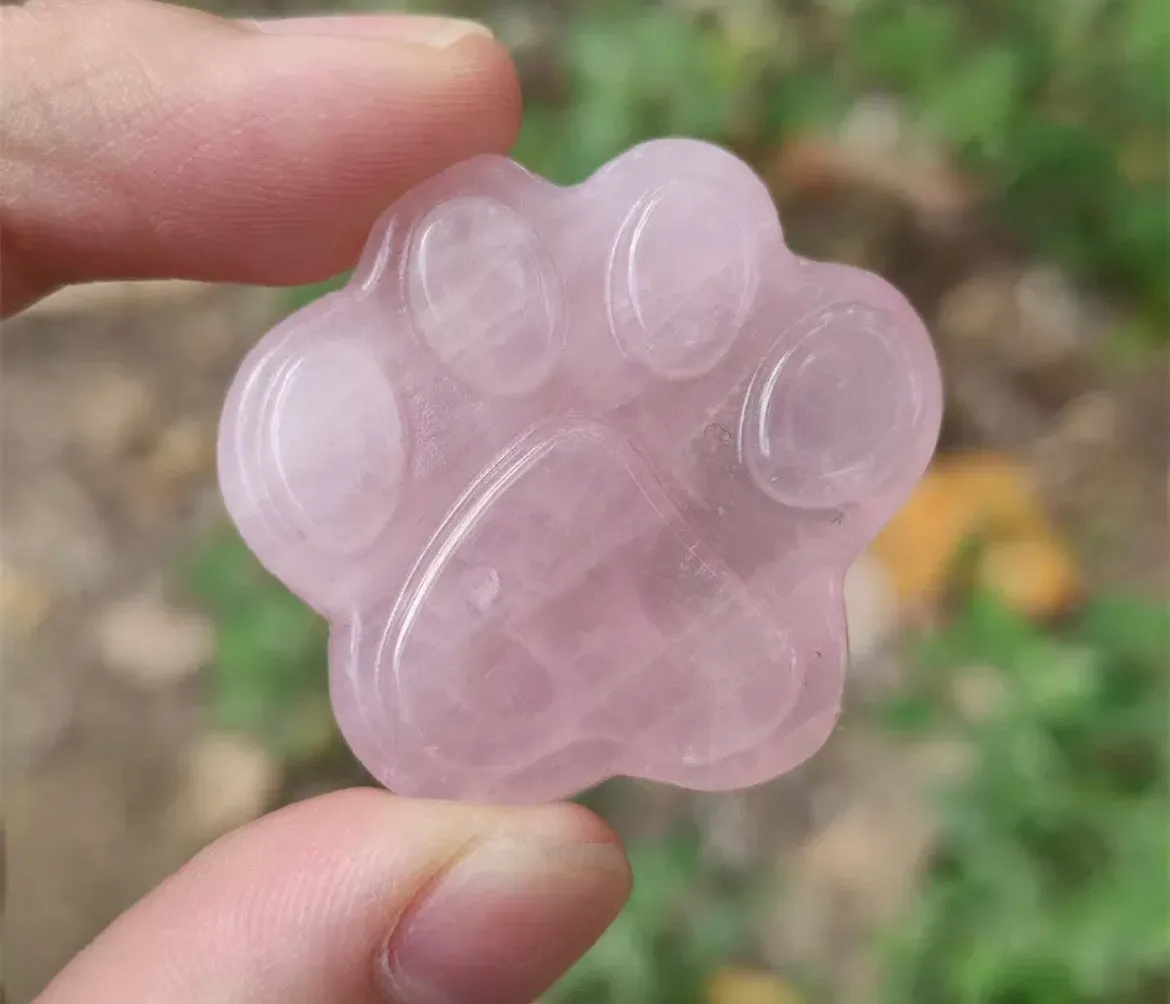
245;15;493;49
381;837;630;1004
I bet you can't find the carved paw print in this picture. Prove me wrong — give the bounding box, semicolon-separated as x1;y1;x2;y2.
218;139;943;803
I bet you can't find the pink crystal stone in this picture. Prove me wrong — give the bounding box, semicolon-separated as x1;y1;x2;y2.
218;139;943;804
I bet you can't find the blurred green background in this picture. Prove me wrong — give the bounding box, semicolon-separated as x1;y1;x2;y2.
4;1;1167;1003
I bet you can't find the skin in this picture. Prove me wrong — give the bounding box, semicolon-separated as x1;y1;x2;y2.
2;3;633;1002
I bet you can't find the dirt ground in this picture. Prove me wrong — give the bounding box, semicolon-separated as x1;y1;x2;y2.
2;285;287;1000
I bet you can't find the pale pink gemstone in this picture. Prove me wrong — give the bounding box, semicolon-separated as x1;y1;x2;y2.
217;138;943;804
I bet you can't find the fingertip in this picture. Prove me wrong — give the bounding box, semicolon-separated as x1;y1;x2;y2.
240;13;495;48
459;32;524;150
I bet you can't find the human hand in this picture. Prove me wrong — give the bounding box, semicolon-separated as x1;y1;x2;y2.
3;3;632;1002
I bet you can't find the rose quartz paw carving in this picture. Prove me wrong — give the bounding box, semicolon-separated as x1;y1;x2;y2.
218;139;943;803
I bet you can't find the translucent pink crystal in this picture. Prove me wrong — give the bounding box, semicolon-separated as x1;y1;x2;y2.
218;139;943;803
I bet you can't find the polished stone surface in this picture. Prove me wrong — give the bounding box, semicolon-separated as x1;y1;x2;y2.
218;139;943;802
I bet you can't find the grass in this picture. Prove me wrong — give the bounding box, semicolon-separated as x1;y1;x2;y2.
881;594;1170;1003
508;0;1168;337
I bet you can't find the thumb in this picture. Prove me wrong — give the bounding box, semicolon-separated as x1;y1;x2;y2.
37;789;631;1004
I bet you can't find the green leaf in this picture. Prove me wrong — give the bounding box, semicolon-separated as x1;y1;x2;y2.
882;693;942;734
925;47;1022;157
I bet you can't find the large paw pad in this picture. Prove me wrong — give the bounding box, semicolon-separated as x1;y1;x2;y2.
218;139;943;803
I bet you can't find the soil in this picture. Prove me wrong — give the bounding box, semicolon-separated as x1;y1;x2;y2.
2;286;287;1000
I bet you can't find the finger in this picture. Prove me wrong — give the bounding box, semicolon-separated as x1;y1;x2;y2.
38;788;631;1004
1;1;521;313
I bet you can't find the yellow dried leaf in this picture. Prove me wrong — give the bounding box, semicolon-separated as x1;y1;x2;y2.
979;535;1083;620
706;967;804;1004
871;453;1053;607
